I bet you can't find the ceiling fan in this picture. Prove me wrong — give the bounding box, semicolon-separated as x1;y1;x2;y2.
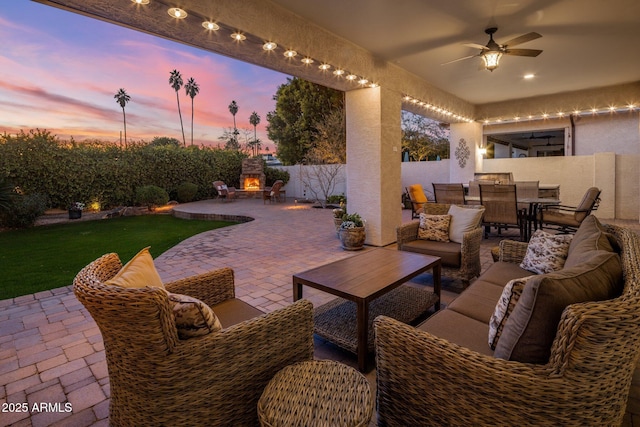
518;132;555;140
443;27;543;71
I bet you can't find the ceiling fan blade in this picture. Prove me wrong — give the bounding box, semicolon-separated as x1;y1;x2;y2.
504;48;543;57
501;32;542;47
462;43;489;50
441;55;477;66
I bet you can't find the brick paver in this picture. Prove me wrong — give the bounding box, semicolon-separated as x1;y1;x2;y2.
2;198;637;426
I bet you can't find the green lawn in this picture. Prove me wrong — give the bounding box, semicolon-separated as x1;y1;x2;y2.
0;215;236;300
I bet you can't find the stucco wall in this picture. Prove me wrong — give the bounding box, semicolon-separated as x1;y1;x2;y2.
574;113;640;155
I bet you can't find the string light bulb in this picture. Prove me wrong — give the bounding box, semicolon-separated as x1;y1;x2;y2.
230;32;246;41
263;42;277;51
202;21;219;31
132;0;149;4
283;50;297;58
168;8;187;19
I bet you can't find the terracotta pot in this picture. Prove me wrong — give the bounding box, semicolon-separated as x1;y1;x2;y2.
338;227;366;250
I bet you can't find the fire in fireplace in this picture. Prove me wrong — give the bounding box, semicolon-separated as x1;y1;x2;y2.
244;178;261;190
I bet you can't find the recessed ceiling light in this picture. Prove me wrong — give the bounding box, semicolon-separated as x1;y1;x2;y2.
283;50;297;58
168;8;187;19
263;42;277;51
230;32;246;41
202;21;219;31
524;73;535;79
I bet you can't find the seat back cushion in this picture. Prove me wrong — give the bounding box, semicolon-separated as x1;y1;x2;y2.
448;205;484;244
494;250;623;364
574;187;600;222
565;215;615;268
408;184;427;204
105;247;164;289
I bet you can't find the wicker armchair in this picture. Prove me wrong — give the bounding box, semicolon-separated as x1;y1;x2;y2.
73;253;314;427
375;224;640;426
263;179;285;203
397;203;484;283
213;180;236;202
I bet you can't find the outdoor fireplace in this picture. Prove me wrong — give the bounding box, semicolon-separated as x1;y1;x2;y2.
239;158;265;191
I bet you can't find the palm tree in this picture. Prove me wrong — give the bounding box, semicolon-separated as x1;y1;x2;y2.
169;69;186;146
249;111;261;156
184;78;199;146
228;100;239;147
114;88;131;145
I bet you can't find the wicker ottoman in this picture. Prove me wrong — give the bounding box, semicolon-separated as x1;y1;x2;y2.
257;360;373;427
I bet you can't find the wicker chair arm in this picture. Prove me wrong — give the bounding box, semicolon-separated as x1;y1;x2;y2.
498;239;529;263
374;316;575;426
165;267;235;306
396;221;420;248
110;299;315;426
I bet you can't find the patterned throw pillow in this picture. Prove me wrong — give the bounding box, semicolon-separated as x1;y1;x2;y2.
488;276;532;350
418;214;451;242
167;292;222;339
520;230;574;274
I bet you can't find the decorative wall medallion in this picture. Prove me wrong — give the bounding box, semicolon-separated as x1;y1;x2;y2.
455;138;470;168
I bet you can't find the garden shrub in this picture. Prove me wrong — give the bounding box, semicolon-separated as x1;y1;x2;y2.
0;193;48;228
264;165;290;187
135;185;169;210
176;182;198;203
0;130;247;209
327;194;346;205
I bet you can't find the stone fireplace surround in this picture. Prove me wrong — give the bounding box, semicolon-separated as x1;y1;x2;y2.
239;158;266;197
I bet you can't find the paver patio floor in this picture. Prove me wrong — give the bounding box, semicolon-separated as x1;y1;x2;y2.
1;198;637;426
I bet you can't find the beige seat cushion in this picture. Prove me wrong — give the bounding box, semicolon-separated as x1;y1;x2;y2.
448;204;484;244
401;239;461;267
475;261;531;288
212;298;265;329
494;250;623;363
447;280;505;324
418;310;493;356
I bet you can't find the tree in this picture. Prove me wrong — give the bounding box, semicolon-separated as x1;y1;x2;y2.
401;111;450;161
305;109;346;164
169;69;186;146
228;100;239;148
184;78;199;146
249;111;261;156
114;88;131;145
266;77;344;165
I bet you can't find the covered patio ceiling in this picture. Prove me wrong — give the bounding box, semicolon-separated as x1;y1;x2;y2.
34;0;640;123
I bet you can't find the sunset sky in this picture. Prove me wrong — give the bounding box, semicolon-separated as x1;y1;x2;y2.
0;1;290;150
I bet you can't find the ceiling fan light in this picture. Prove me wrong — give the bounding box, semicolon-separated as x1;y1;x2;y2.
482;51;502;71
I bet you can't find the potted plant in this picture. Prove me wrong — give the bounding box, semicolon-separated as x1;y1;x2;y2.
332;201;346;233
338;212;366;250
68;202;85;220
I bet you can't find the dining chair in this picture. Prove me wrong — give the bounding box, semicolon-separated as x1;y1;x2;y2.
432;183;465;205
540;187;601;233
479;183;525;240
467;180;494;205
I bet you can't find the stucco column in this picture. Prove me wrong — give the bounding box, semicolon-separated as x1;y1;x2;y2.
593;152;616;219
449;122;483;182
345;87;402;247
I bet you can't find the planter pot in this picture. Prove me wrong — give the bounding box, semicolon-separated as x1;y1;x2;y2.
338;227;366;251
68;209;82;220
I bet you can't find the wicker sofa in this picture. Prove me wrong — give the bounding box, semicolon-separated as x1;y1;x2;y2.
74;253;314;427
375;216;640;426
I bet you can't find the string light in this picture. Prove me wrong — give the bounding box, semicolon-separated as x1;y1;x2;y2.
131;0;149;4
168;8;187;19
283;50;297;58
262;42;277;51
202;21;219;31
319;64;331;70
301;57;314;65
230;32;246;41
333;69;345;76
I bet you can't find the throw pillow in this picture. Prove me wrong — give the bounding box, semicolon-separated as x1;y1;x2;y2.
105;247;164;289
495;250;623;364
448;205;484;243
418;213;451;242
565;215;616;268
519;230;573;274
488;276;532;350
167;292;223;339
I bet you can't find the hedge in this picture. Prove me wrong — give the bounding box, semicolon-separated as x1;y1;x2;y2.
0;130;254;209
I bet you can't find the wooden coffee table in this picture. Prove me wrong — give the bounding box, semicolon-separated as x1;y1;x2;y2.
293;248;441;371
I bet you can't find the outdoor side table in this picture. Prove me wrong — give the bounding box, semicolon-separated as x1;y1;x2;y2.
257;360;373;427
